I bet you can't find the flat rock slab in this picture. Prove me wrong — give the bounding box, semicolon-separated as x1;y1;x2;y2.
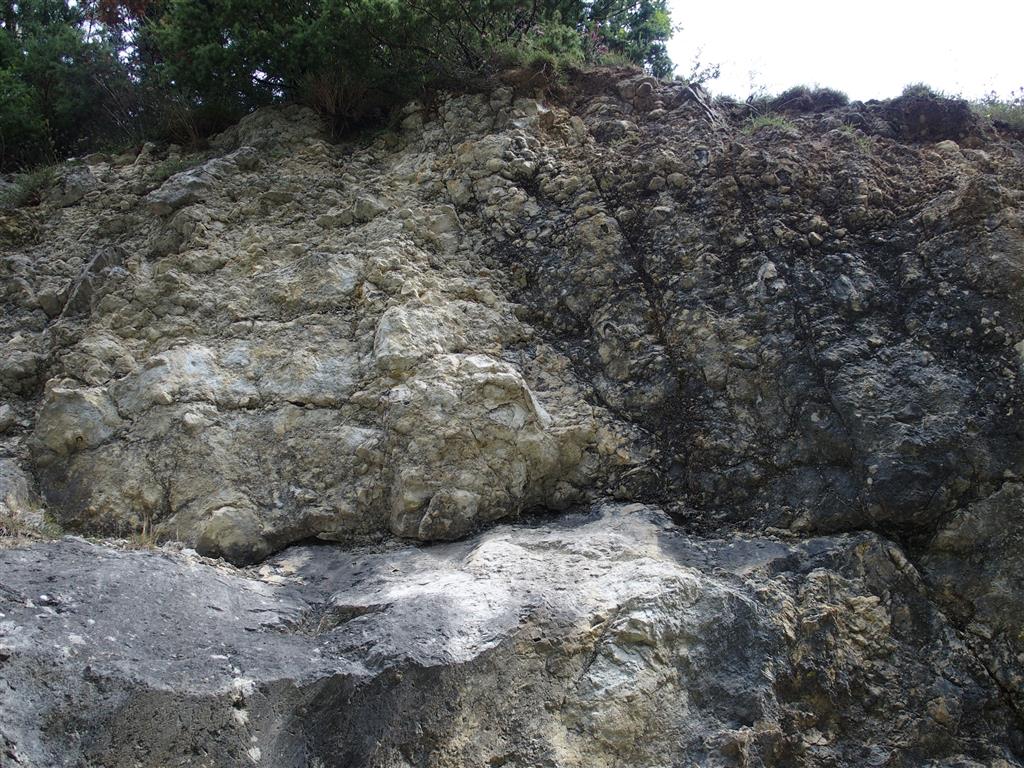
1;504;1016;767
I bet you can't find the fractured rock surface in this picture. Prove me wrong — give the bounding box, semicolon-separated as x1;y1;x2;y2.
2;505;1020;767
1;70;1023;765
8;101;625;562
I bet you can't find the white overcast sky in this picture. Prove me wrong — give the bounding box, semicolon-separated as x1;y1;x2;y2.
666;0;1023;101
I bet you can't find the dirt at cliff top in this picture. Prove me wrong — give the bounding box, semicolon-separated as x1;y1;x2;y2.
1;69;1023;766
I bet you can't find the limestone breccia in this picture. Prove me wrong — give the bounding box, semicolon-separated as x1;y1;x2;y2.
2;70;1023;766
18;91;630;563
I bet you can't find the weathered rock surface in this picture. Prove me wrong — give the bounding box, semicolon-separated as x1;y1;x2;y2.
0;459;45;535
1;70;1023;764
4;77;1022;558
2;505;1021;767
9;102;629;562
921;483;1024;717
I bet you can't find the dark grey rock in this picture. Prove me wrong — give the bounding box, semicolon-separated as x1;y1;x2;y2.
1;505;1019;767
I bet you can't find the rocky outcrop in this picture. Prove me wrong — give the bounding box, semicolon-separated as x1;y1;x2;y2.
2;505;1020;767
1;71;1023;765
9;102;625;563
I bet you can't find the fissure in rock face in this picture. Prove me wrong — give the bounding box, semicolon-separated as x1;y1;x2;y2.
1;71;1023;767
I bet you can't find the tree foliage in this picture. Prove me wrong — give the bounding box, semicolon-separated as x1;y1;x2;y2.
0;0;676;169
0;0;143;168
580;0;673;78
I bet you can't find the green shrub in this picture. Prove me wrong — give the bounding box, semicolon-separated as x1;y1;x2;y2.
0;1;140;169
0;1;680;166
901;82;941;99
771;85;849;113
0;69;50;169
971;88;1024;129
0;165;57;208
581;0;673;78
596;51;642;70
146;0;677;135
492;16;586;73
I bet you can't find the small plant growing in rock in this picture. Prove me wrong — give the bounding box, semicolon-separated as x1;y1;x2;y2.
0;511;31;540
745;114;797;134
128;512;159;549
149;157;197;185
0;511;60;544
838;124;873;152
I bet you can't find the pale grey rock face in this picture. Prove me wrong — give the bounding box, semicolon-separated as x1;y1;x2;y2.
1;505;1018;768
383;352;589;540
47;164;97;207
143;145;260;215
1;76;1023;765
0;403;14;433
